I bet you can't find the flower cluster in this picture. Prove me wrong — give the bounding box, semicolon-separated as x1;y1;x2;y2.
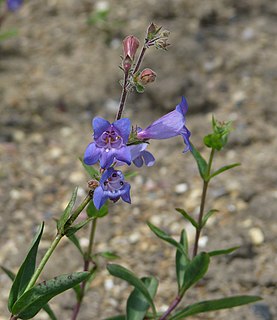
83;29;190;209
84;97;191;209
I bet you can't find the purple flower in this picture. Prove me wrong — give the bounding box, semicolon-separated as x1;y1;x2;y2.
93;168;131;209
137;97;191;152
7;0;23;11
129;143;155;167
84;117;132;169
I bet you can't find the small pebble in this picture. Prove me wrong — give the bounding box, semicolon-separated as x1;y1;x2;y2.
175;183;188;194
249;227;264;245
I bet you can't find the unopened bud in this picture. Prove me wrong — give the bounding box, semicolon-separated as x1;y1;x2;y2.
146;22;159;39
123;55;132;72
138;68;157;85
123;35;140;60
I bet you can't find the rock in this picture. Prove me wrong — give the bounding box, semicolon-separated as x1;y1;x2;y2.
248;227;264;245
174;183;188;194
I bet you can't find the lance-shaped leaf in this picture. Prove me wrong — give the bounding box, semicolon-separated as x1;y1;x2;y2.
175;229;190;291
67;234;84;256
180;252;210;295
65;217;94;237
208;246;240;257
190;144;208;181
175;208;199;229
86;201;108;218
2;266;57;320
126;276;158;320
107;264;156;316
57;187;78;234
80;157;100;180
209;163;241;180
8;222;44;312
147;222;189;259
201;209;219;228
12;272;89;319
169;295;262;319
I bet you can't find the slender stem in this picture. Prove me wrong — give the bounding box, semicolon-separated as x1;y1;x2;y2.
71;218;98;320
159;295;182;320
24;233;62;292
193;148;215;257
116;70;129;120
116;43;148;121
133;45;147;74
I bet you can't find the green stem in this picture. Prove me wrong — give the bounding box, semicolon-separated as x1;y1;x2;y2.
192;148;215;257
24;234;62;292
24;193;92;293
71;218;98;320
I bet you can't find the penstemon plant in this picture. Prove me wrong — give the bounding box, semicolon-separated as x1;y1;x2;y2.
2;23;261;320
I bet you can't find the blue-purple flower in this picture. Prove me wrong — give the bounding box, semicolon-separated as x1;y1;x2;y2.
93;168;131;209
137;96;191;152
7;0;23;11
129;143;155;167
84;117;132;169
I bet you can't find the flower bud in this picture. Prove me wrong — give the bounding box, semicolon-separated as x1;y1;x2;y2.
146;22;159;40
122;35;140;60
138;68;157;85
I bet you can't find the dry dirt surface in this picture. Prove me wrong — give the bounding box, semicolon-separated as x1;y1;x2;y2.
0;0;276;319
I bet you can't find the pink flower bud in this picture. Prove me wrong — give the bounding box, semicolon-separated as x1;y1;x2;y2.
123;35;140;61
138;68;157;85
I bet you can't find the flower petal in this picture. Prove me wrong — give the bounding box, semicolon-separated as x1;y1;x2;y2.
113;118;131;143
84;143;101;165
121;183;131;204
114;146;131;165
142;151;155;166
93;186;108;210
133;156;143;167
93;117;111;139
180;126;192;152
99;149;115;168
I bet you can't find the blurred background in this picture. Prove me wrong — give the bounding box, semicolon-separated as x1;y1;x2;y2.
0;0;276;319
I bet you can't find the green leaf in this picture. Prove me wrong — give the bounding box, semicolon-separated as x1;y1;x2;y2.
72;284;82;302
86;201;108;218
126;277;158;320
180;252;210;295
147;222;189;259
135;83;145;93
2;266;57;320
107;264;156;316
190;144;208;181
67;234;84;256
208;246;240;257
8;222;44;312
175;208;199;229
79;158;100;180
57;187;78;234
209;163;241;180
175;229;190;291
12;272;89;319
201;209;219;228
96;251;120;260
65;218;94;237
1;265;15;281
169;295;262;319
42;304;58;320
105;316;125;320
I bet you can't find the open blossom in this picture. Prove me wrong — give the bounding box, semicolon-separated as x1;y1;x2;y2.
84;117;132;169
93;168;131;209
137;96;191;152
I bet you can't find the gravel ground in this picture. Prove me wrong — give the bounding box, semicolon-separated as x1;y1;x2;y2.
0;1;276;319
